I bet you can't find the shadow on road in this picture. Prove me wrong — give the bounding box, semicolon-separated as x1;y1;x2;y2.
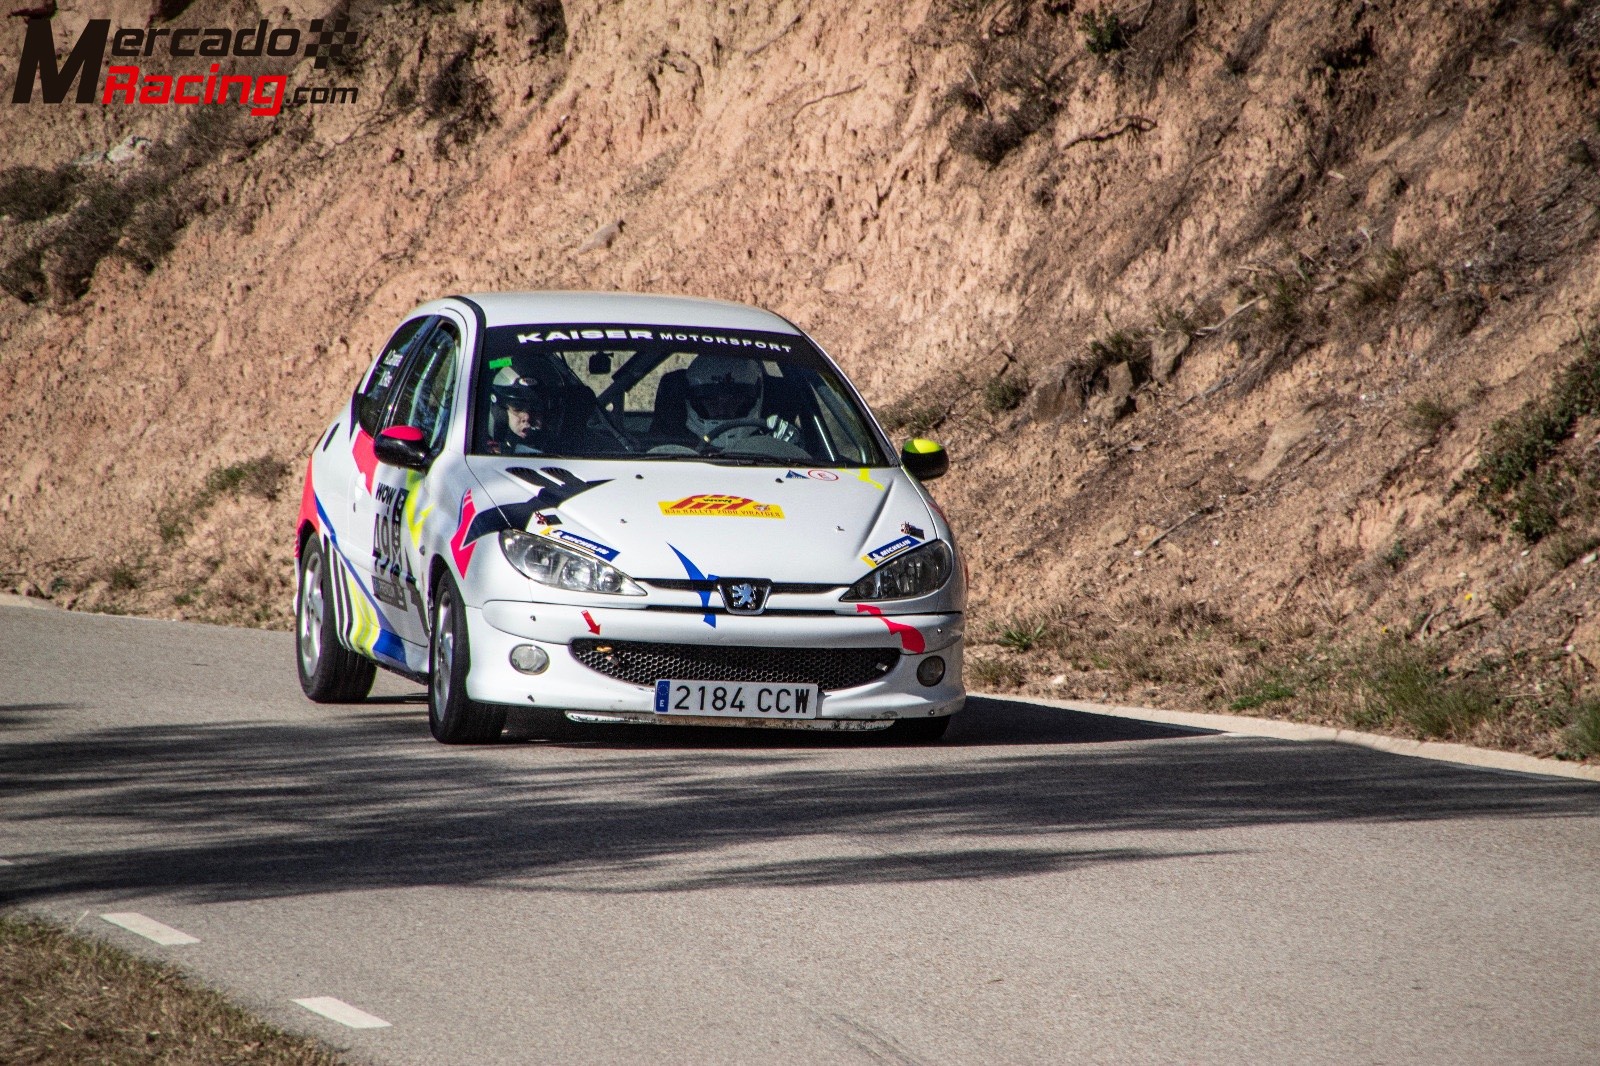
0;692;1594;905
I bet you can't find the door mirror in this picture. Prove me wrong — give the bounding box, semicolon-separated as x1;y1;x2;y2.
588;352;613;376
374;425;430;470
901;438;949;481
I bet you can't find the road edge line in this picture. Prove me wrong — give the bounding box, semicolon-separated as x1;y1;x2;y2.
998;694;1600;784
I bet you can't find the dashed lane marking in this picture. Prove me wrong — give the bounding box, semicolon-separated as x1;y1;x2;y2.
100;912;199;945
293;997;392;1029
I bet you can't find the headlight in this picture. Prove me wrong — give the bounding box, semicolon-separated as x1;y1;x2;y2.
841;540;953;601
499;530;645;595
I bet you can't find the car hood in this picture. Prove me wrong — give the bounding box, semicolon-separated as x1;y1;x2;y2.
464;457;936;584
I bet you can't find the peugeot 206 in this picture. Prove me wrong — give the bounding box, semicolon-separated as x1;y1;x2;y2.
294;292;965;742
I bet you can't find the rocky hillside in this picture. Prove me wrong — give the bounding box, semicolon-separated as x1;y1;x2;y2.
4;0;1600;758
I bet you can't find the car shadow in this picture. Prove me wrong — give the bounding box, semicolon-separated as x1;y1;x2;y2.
497;695;1211;748
1;689;1594;906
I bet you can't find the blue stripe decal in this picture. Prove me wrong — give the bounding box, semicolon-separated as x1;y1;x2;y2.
316;497;408;661
668;544;718;628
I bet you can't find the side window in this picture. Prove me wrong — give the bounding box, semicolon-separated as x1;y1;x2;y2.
388;321;461;453
357;317;431;435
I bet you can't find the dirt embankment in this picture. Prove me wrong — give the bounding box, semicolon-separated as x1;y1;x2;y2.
3;0;1599;758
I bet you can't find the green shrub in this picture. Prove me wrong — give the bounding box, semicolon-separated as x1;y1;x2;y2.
1564;697;1600;759
0;164;80;221
983;374;1029;414
1355;639;1498;738
1350;247;1411;306
881;402;944;436
1230;677;1295;711
969;657;1026;688
1404;396;1456;437
1079;6;1129;54
998;620;1049;652
1468;325;1600;541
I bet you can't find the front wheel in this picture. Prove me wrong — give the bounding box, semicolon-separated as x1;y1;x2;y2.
296;539;375;703
428;572;506;744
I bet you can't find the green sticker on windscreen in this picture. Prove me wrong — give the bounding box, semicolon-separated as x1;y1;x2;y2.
488;357;513;370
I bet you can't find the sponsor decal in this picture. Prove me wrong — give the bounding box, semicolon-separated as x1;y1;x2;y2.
901;521;925;539
10;16;361;117
784;469;840;481
582;609;600;635
449;490;478;575
858;468;886;491
372;572;407;610
855;604;926;654
506;466;611;508
668;544;718;627
371;478;417;604
659;494;785;519
861;534;919;568
509;325;796;351
518;328;656;344
543;528;619;562
446;468;606;548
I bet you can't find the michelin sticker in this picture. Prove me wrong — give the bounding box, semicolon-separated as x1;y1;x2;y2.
862;534;920;567
541;528;620;562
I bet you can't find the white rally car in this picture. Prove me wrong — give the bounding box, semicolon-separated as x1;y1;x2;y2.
294;292;965;743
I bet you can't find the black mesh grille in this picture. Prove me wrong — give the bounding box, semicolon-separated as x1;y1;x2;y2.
570;640;898;691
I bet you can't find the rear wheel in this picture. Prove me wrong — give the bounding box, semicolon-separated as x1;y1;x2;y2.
296;539;376;703
428;572;506;744
885;714;951;742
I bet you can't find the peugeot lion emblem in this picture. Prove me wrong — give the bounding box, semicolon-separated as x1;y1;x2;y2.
718;578;772;616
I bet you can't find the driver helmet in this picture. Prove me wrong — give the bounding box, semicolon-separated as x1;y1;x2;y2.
491;367;555;443
685;354;762;438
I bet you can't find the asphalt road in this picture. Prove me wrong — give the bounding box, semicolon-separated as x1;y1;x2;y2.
3;603;1598;1064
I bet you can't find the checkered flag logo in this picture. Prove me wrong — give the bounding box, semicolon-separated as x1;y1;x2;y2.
304;17;358;69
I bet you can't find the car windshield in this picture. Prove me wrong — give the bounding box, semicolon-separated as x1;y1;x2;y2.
470;322;890;465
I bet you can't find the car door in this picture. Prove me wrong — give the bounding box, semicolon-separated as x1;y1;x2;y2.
362;316;465;652
340;315;432;575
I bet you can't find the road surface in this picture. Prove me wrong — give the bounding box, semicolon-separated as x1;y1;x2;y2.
2;603;1597;1063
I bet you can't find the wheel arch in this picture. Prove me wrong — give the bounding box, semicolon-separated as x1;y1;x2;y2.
295;520;316;560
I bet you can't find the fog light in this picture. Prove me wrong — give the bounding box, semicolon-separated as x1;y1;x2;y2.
916;656;945;686
509;644;549;674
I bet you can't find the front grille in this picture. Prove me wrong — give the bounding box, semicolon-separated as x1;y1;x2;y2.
644;579;842;595
570;639;898;691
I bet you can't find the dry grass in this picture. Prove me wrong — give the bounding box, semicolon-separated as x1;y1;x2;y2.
992;588;1598;760
0;912;345;1065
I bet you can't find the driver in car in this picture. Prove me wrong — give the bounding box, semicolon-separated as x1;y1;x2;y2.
685;354;797;448
486;368;557;455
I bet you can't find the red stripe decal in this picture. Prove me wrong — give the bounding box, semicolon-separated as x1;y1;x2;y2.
449;490;478;575
855;604;926;654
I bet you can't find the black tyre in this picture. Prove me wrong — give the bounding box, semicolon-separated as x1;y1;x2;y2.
885;714;952;742
428;571;506;744
296;538;376;703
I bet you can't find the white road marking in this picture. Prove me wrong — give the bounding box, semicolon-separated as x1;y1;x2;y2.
293;997;392;1029
100;912;199;945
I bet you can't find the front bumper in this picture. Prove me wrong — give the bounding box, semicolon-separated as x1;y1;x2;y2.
465;600;965;727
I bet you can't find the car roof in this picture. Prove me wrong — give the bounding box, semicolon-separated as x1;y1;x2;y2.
435;291;803;335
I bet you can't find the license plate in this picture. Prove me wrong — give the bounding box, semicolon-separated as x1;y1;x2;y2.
653;680;821;719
